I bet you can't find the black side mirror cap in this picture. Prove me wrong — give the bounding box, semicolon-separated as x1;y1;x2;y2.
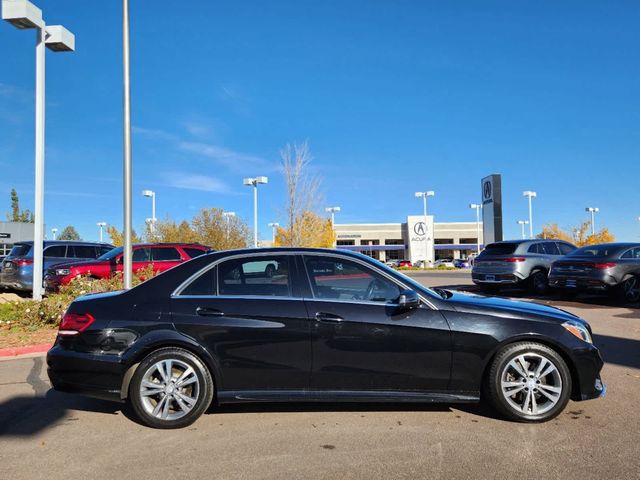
397;289;420;310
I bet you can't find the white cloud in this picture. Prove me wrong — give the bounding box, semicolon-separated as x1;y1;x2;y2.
177;141;274;172
165;172;232;193
132;126;178;142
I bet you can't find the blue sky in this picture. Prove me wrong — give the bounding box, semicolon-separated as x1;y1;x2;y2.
1;0;639;242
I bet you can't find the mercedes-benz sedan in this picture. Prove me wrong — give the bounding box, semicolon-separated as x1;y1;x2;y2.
47;248;605;429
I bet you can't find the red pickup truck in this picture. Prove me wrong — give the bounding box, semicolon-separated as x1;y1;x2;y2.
44;243;211;291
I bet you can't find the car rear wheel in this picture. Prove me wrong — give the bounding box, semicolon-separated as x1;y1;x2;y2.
129;347;214;429
528;270;549;295
619;276;640;304
486;342;571;422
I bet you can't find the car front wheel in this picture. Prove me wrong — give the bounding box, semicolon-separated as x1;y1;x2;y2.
129;347;214;429
487;342;571;422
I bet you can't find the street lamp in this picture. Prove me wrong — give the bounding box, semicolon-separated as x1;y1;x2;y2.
522;191;537;239
222;211;236;221
243;176;268;247
325;206;341;225
3;0;75;301
142;190;156;233
469;204;483;255
97;222;107;242
585;207;599;236
415;191;434;268
51;227;57;240
268;222;279;245
517;220;529;240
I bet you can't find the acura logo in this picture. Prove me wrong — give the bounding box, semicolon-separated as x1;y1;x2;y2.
483;181;492;200
414;222;426;236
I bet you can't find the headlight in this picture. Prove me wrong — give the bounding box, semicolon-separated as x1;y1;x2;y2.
55;268;71;276
562;320;593;344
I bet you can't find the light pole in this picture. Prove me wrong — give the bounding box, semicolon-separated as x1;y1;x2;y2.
97;222;107;242
517;220;529;239
469;204;482;255
325;206;341;226
243;176;268;247
268;222;279;245
142;190;156;233
522;191;537;239
122;0;133;289
415;191;434;268
585;207;599;236
3;0;75;300
51;227;57;240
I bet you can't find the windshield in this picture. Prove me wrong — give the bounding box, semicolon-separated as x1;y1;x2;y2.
97;246;123;261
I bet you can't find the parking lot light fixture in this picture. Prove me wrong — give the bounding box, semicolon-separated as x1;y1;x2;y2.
469;204;482;255
243;176;268;247
414;191;434;269
97;222;107;242
325;206;341;225
585;207;599;236
142;190;156;233
517;220;529;240
268;222;280;245
522;191;537;239
51;227;57;240
2;0;76;301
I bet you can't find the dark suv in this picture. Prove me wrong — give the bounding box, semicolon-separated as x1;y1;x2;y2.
472;239;577;294
0;241;115;292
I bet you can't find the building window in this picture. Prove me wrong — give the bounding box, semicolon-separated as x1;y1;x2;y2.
336;240;355;246
384;239;404;245
434;238;454;245
459;238;478;245
359;240;380;260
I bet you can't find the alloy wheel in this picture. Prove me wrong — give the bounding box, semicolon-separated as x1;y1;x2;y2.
623;276;640;303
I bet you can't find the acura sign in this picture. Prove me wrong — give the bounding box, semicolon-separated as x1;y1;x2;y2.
481;174;503;245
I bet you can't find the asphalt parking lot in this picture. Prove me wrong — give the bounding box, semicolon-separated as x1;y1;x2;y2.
1;271;638;480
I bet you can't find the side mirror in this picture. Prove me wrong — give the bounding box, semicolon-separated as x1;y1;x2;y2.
115;256;123;265
397;289;420;310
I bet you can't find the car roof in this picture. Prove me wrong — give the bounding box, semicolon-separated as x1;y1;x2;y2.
14;240;114;246
575;242;640;250
130;243;210;248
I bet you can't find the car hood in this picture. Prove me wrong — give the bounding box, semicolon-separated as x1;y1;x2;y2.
47;259;110;270
443;290;579;324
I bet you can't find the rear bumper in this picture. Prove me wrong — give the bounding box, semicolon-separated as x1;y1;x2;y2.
0;271;32;291
472;272;525;284
549;274;618;291
47;344;126;402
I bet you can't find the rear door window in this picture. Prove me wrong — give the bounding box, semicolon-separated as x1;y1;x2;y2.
218;256;291;297
152;247;182;261
621;247;640;259
71;245;99;258
541;242;561;255
180;267;217;296
132;248;151;262
528;243;541;254
44;245;67;257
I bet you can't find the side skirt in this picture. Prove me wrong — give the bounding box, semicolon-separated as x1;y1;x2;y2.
217;390;480;404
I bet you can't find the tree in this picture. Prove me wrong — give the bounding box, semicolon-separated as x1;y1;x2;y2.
107;226;142;247
274;211;335;248
538;221;615;247
7;188;34;223
278;141;330;247
57;225;81;240
148;209;250;250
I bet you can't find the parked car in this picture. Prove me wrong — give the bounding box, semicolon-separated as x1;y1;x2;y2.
44;243;211;291
549;242;640;303
453;258;471;269
396;259;413;268
384;259;400;268
472;240;577;294
0;241;114;292
48;247;604;428
434;258;455;268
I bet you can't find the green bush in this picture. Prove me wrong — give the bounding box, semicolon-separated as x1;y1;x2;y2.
0;266;157;331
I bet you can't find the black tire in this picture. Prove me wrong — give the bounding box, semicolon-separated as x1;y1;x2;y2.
129;347;214;429
486;342;571;422
528;270;549;295
618;275;640;304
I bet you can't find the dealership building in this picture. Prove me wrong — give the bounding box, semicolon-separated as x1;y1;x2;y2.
0;222;35;256
334;216;483;265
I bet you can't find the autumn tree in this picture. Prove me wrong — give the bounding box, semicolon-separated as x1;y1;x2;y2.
538;221;615;247
7;188;34;223
107;226;142;247
274;211;335;248
57;225;81;240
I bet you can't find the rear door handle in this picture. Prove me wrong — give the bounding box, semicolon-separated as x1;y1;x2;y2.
196;307;224;317
315;312;344;323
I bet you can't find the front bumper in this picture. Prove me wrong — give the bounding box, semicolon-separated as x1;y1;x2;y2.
570;343;606;401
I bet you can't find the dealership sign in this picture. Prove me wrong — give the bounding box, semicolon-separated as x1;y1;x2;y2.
407;215;434;266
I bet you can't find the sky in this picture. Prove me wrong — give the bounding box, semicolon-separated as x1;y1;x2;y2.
0;0;639;243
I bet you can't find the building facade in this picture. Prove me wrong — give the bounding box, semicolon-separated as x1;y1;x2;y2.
0;222;35;256
334;217;483;265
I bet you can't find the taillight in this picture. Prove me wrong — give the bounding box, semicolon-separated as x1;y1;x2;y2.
15;259;33;266
593;263;616;269
504;257;526;263
58;312;95;336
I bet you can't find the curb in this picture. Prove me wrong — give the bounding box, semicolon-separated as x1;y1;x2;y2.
0;343;52;358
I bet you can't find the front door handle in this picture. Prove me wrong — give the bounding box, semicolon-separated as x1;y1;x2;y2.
196;307;224;317
315;312;344;323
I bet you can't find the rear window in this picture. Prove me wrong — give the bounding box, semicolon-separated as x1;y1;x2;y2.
8;244;31;257
482;243;518;255
183;247;207;258
568;245;618;258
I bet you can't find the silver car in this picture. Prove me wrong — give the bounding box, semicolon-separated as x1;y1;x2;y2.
472;240;576;294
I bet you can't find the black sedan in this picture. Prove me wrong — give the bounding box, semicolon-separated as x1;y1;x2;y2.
47;248;605;429
549;242;640;303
